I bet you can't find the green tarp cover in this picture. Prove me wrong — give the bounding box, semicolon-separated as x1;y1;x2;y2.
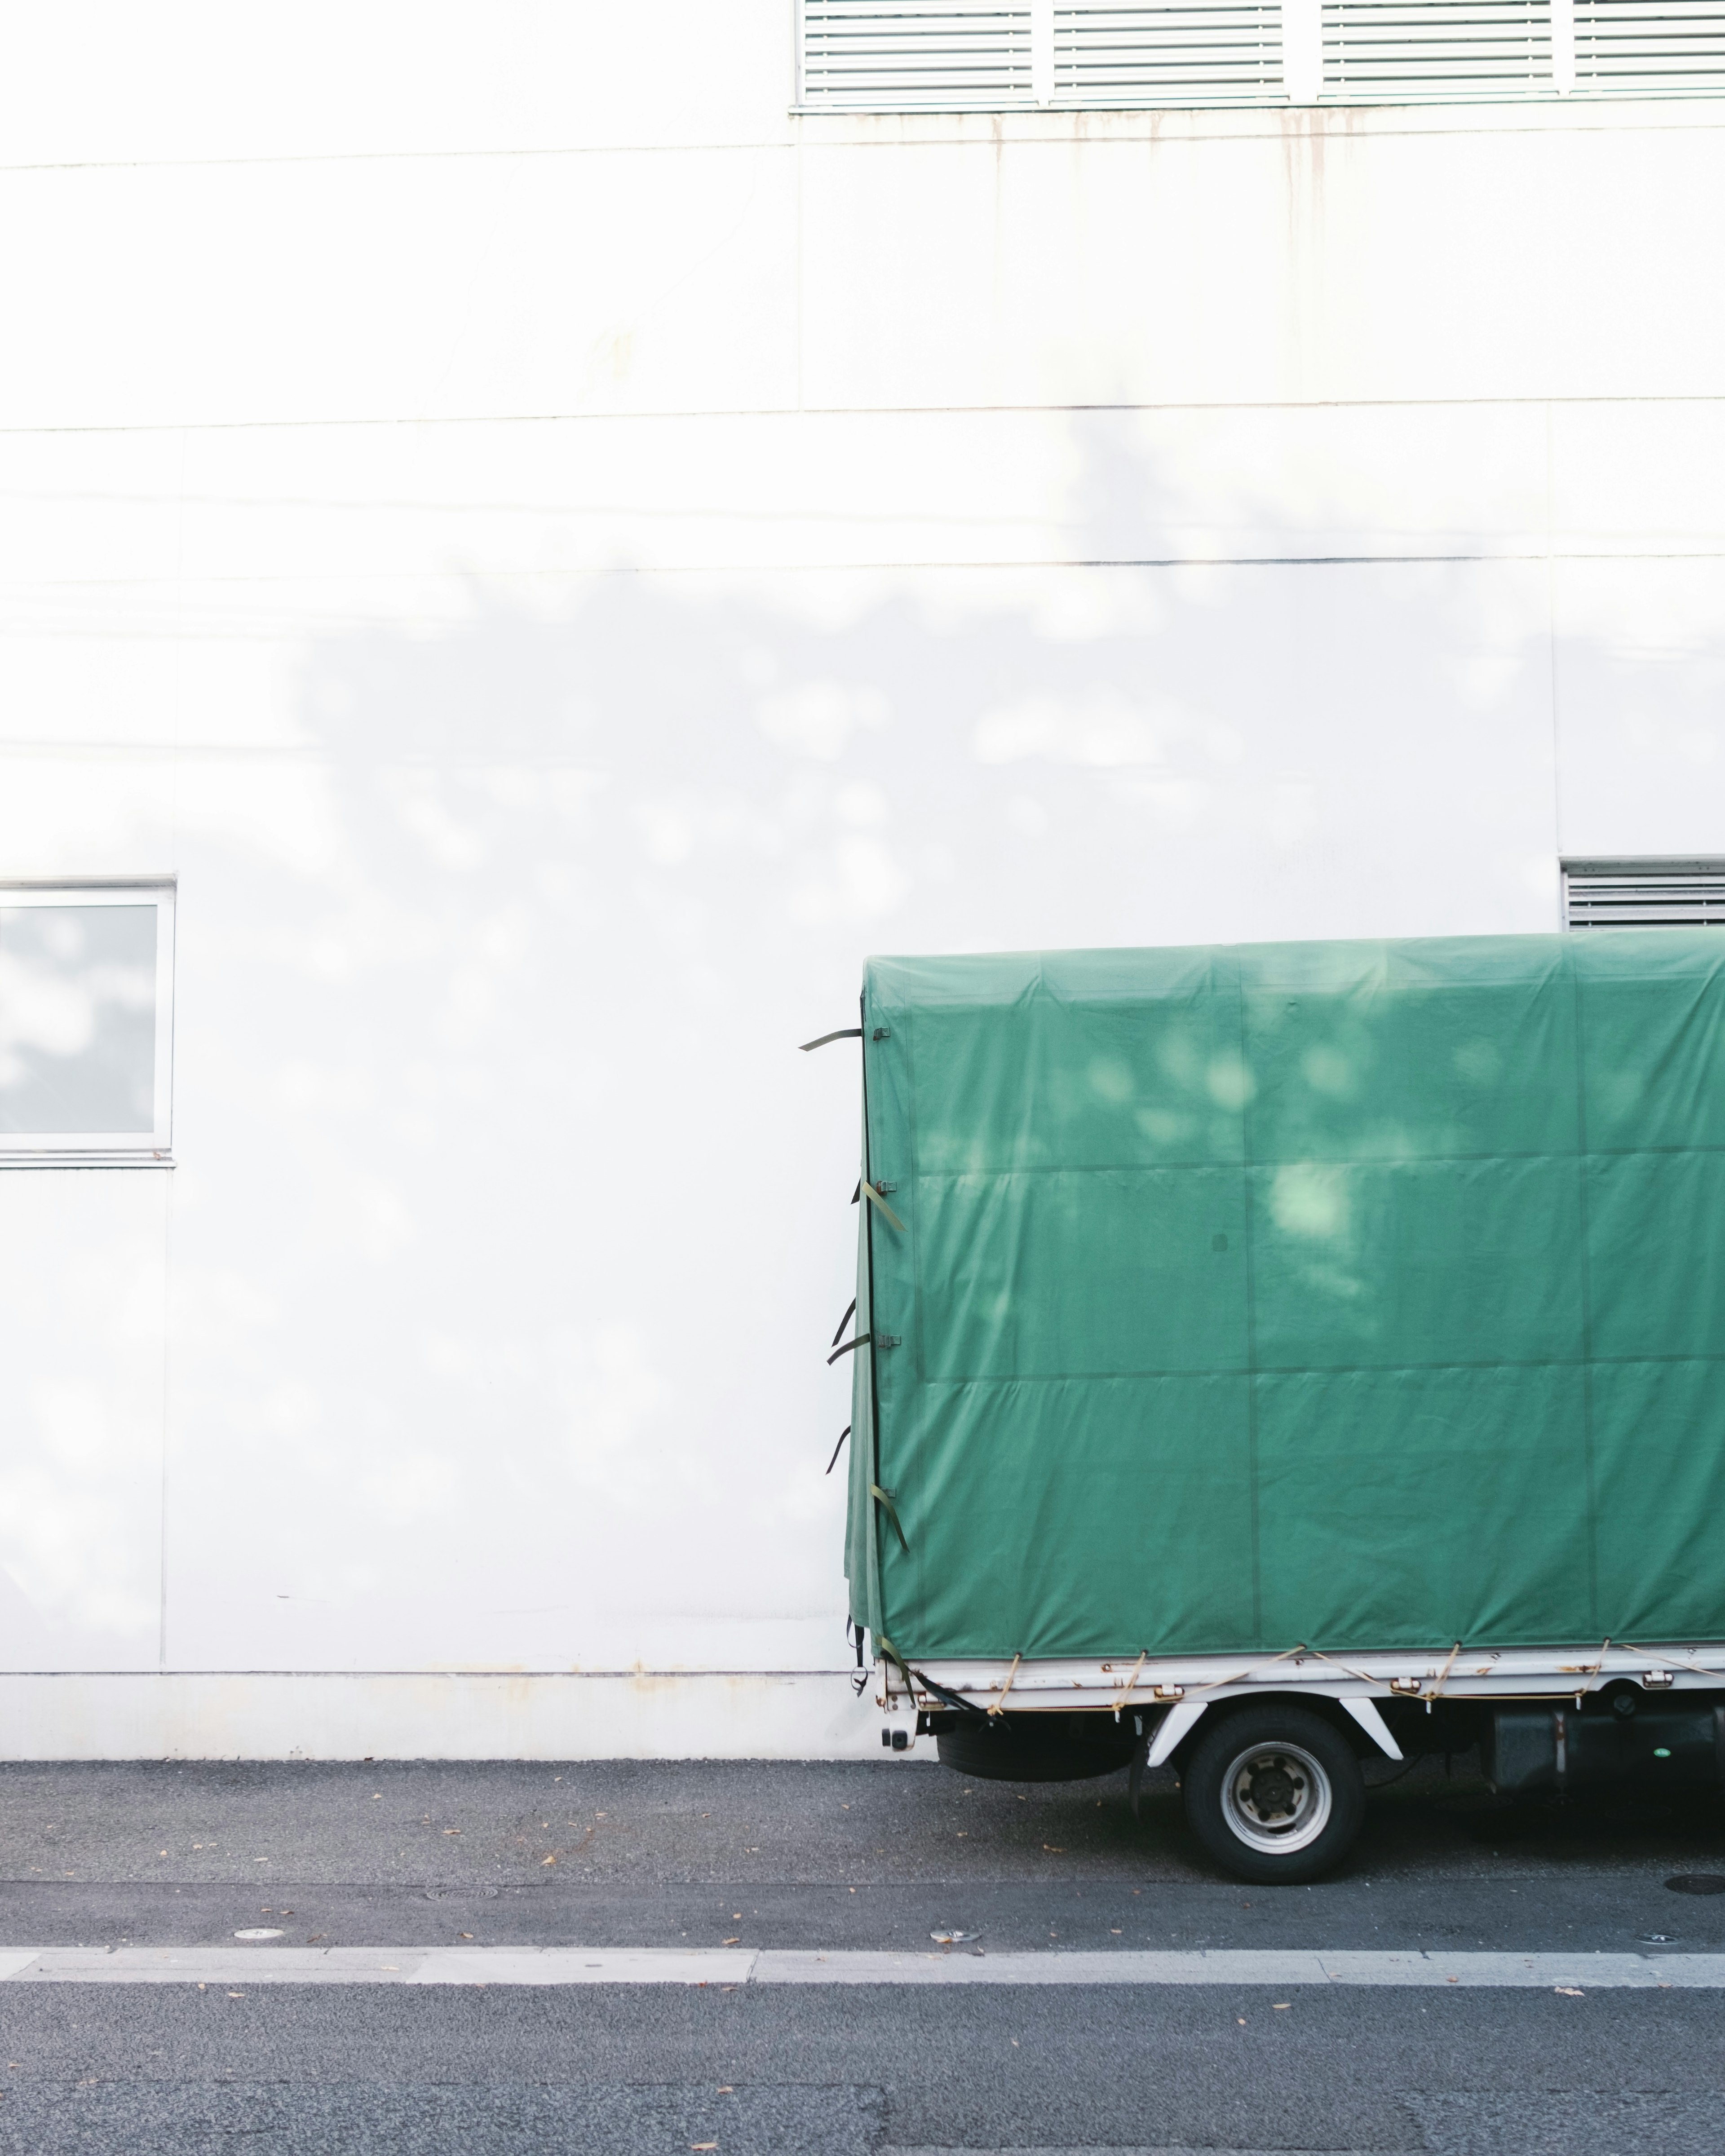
845;932;1725;1660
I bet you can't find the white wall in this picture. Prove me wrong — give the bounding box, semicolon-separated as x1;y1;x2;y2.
0;5;1721;1755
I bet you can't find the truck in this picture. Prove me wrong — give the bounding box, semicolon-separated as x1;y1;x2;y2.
818;931;1725;1882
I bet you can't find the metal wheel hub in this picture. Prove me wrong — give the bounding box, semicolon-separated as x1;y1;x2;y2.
1221;1739;1334;1854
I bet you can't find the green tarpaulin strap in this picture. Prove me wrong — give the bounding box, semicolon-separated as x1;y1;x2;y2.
831;1298;858;1348
875;1633;919;1701
871;1483;909;1551
910;1666;987;1722
825;1425;850;1476
860;1181;906;1233
828;1332;871;1366
799;1028;862;1052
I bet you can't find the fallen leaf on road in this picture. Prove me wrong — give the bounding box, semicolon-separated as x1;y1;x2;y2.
541;1856;557;1866
723;1937;740;1945
1042;1845;1064;1853
1555;1986;1584;1997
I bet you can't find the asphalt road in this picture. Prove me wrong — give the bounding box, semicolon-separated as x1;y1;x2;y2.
0;1753;1721;2152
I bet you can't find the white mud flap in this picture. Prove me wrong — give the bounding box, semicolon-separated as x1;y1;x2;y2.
1147;1700;1208;1767
1339;1697;1402;1760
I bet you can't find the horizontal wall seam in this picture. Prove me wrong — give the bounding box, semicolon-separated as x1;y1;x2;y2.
8;555;1725;600
5;393;1725;437
0;100;1721;174
0;1670;863;1680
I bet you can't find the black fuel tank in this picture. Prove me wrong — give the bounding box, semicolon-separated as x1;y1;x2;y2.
1483;1700;1724;1796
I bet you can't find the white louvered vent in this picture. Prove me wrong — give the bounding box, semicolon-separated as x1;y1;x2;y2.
1054;4;1282;105
1574;0;1725;94
801;0;1033;107
1323;0;1552;97
799;0;1725;103
1564;859;1725;929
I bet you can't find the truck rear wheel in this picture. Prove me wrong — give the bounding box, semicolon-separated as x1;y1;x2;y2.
1182;1704;1364;1884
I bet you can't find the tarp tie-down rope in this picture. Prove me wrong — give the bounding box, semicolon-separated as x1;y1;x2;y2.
1293;1646;1385;1687
1575;1637;1612;1704
935;1640;1311;1718
1279;1640;1464;1702
799;1028;862;1051
1180;1642;1310;1701
1424;1640;1464;1708
1111;1650;1149;1720
825;1425;850;1476
1620;1641;1725;1680
828;1333;871;1365
860;1181;906;1233
831;1298;858;1348
870;1484;909;1551
1300;1637;1639;1710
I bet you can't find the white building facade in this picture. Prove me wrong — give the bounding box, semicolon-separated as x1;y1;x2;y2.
1;1;1722;1757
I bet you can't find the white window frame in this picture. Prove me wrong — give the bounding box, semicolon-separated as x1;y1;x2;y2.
0;882;176;1162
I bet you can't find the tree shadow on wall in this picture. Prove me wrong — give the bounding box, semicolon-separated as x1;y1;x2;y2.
170;423;1577;1669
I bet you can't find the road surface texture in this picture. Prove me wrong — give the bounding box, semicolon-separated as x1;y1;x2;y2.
0;1751;1721;2152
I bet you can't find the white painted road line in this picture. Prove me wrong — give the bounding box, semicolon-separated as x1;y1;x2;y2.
756;1949;1725;1987
3;1948;752;1986
0;1947;1721;1988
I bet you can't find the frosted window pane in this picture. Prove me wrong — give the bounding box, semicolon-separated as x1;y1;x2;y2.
0;907;156;1134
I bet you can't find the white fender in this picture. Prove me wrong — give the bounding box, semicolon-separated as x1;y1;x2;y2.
1146;1699;1207;1767
1339;1696;1402;1760
1145;1693;1403;1769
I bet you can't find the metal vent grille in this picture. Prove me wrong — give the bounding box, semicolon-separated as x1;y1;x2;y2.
801;0;1033;106
1564;859;1725;929
1322;0;1553;97
1053;4;1282;104
1574;0;1725;94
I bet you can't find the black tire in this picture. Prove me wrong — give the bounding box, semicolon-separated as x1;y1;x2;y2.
1181;1703;1365;1883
